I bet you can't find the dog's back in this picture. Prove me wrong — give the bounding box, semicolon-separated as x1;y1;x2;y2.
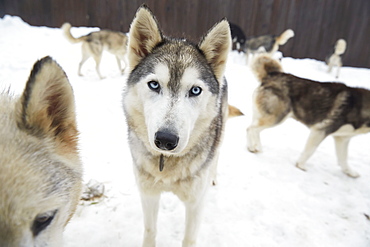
87;30;128;55
0;57;82;246
246;35;275;52
245;29;294;56
62;23;127;55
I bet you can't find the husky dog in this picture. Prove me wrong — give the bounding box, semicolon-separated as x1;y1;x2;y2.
326;39;347;78
0;57;82;246
62;22;128;79
244;29;294;63
247;55;370;177
229;22;246;52
123;5;231;247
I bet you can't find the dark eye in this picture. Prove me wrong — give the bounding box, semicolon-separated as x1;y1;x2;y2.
31;210;57;236
148;81;160;92
189;86;202;97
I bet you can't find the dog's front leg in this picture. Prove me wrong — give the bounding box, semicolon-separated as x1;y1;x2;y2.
116;56;123;73
182;185;208;247
141;193;160;247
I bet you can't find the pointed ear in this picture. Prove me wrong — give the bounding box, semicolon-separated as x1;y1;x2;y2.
198;19;231;82
17;56;78;154
128;5;163;70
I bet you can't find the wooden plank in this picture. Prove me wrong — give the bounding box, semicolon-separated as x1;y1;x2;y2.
0;0;369;67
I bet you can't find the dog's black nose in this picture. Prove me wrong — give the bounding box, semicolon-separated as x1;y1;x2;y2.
154;131;179;151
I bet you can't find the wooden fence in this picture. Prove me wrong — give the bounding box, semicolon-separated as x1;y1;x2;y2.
1;0;369;68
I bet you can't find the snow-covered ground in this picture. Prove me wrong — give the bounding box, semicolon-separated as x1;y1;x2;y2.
0;15;369;247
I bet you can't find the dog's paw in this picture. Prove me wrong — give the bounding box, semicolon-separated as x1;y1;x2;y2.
295;163;307;171
247;145;261;153
343;169;360;178
182;239;196;247
142;231;156;247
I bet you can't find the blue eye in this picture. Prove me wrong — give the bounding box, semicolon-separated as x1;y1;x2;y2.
148;81;160;92
189;86;202;97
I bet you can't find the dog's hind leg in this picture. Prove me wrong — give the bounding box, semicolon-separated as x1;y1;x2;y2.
247;124;267;153
141;193;160;247
296;129;327;171
247;90;290;153
247;95;266;152
247;114;285;153
92;54;104;79
333;136;359;178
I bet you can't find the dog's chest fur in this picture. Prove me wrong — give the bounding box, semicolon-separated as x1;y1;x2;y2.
128;111;222;191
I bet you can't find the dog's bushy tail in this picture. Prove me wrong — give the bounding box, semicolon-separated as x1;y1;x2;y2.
334;39;347;55
61;23;85;44
251;55;283;82
276;29;294;45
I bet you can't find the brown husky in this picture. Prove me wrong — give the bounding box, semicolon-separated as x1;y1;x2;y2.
247;55;370;177
0;57;82;246
62;22;128;79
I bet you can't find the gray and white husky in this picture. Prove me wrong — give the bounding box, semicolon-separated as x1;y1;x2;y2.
122;5;231;247
62;22;128;79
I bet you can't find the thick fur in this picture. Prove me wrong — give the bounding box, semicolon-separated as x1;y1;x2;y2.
247;55;370;178
61;22;128;79
244;29;294;64
326;39;347;78
229;22;246;52
123;5;231;247
0;57;82;246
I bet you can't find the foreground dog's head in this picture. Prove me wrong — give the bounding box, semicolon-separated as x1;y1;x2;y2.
0;57;82;246
124;5;231;157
